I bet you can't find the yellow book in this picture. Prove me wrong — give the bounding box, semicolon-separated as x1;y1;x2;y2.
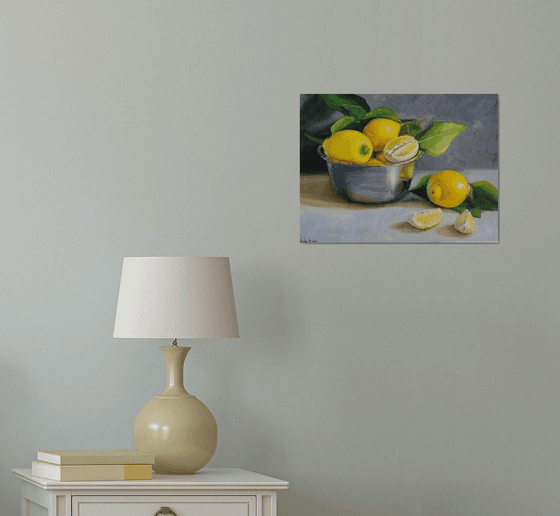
31;461;152;481
37;450;155;466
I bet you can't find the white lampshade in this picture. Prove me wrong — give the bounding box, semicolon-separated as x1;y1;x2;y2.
113;257;239;339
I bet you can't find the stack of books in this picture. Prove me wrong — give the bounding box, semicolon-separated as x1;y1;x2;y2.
31;450;155;481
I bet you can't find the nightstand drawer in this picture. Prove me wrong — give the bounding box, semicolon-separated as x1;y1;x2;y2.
72;495;256;516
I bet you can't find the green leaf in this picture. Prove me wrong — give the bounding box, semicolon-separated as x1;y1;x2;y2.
470;181;498;210
411;174;431;192
451;202;468;214
343;104;366;119
450;202;481;218
399;121;423;138
417;122;468;157
330;116;356;134
409;175;431;202
304;133;325;145
320;94;369;114
362;106;401;123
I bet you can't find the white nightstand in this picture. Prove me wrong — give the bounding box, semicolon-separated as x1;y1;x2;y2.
12;467;289;516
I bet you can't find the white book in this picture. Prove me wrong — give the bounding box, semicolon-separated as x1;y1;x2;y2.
31;461;152;481
37;450;155;466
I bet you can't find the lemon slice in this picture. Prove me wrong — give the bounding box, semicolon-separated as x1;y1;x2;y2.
408;208;443;230
454;209;475;234
383;135;419;163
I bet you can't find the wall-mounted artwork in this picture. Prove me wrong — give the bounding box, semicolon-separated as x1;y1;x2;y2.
300;94;499;243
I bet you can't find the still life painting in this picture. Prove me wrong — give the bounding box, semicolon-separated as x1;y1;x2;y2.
300;94;499;243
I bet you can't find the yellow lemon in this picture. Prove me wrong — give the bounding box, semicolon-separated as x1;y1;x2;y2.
408;208;443;230
375;152;390;164
363;118;400;151
427;170;469;208
323;130;373;164
454;209;475;234
365;157;386;166
383;135;419;163
400;163;415;180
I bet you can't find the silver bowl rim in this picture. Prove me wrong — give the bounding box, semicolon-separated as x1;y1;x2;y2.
317;145;424;168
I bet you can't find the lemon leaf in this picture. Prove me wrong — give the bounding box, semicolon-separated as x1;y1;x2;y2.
399;120;423;138
319;94;370;115
451;201;481;218
409;176;431;202
411;174;431;192
304;133;325;145
417;122;468;157
330;116;356;134
362;106;401;123
343;104;366;119
470;181;498;210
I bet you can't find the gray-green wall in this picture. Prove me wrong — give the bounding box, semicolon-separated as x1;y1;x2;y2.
2;1;559;515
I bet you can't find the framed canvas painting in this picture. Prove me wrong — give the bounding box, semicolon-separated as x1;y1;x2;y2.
300;94;498;243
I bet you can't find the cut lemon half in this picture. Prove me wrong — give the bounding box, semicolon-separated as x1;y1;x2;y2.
454;209;475;234
384;135;419;163
408;208;443;230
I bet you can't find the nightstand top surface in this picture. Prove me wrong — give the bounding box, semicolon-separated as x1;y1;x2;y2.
12;467;289;491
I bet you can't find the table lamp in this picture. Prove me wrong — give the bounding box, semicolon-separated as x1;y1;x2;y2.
113;257;239;474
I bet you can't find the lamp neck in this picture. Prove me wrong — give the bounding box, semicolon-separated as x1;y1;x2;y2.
159;345;191;396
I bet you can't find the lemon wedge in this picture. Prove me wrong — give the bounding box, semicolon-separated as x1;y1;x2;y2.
454;209;475;234
408;208;443;230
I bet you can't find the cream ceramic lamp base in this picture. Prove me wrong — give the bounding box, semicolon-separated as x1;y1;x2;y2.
133;345;217;474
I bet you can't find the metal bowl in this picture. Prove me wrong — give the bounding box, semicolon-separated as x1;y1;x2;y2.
318;146;424;204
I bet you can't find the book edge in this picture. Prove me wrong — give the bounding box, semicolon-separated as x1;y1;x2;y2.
31;462;152;481
37;450;155;465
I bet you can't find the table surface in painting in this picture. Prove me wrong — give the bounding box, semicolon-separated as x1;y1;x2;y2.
300;170;498;244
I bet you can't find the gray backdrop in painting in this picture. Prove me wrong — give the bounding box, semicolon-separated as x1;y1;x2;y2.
302;94;498;172
361;94;498;171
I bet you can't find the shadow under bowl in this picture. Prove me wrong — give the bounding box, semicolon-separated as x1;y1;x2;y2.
318;146;424;204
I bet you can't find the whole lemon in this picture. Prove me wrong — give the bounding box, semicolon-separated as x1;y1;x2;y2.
323;130;373;164
365;157;385;166
322;136;331;156
363;118;401;151
427;170;470;208
375;152;390;164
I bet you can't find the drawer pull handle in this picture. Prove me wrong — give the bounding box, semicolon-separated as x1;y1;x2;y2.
154;508;177;516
